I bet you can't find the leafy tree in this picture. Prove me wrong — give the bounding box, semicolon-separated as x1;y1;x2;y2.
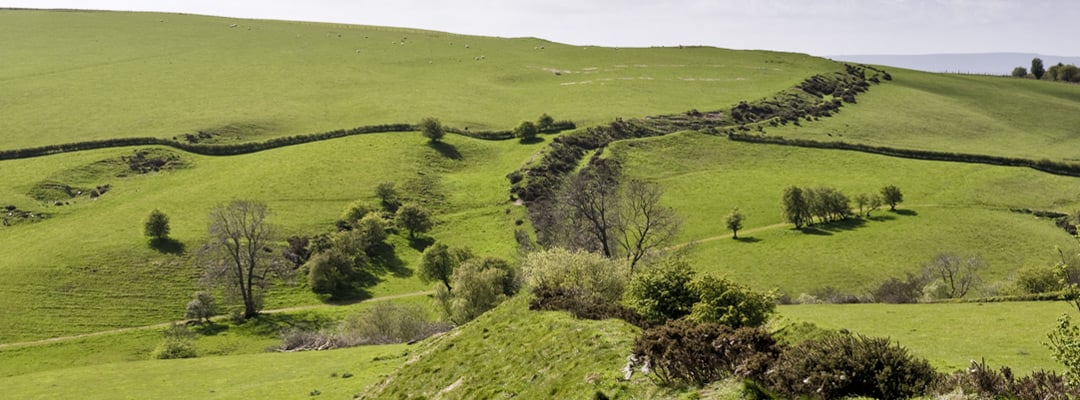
184;291;217;323
513;120;538;142
536;113;555;131
1011;66;1028;78
725;207;744;239
419;117;444;142
1049;314;1080;385
341;200;377;225
395;203;433;238
869;193;883;214
688;274;775;328
306;249;357;297
1062;64;1080;83
435;256;519;324
1032;57;1046;80
624;258;697;322
351;212;389;254
419;242;473;292
782;186;811;229
199;200;289;319
374;182;400;212
144;209;171;240
881;184;903;211
854;193;870;217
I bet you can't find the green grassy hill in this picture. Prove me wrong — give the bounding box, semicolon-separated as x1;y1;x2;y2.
0;9;836;150
610;131;1080;295
768;68;1080;162
3;8;1080;399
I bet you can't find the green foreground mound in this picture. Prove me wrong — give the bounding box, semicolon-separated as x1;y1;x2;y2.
362;295;660;399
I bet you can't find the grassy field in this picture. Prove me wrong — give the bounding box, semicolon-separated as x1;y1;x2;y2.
0;132;539;343
768;68;1080;162
779;301;1078;373
611;131;1080;294
0;342;408;400
0;9;838;150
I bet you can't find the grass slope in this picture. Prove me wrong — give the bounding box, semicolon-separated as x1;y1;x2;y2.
779;301;1078;373
0;9;838;150
0;132;535;343
611;131;1080;295
769;68;1080;162
361;295;662;399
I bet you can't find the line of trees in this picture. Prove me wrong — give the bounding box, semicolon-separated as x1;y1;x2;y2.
782;185;899;228
1011;57;1080;83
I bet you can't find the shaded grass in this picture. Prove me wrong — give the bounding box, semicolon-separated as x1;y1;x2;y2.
0;9;838;150
778;301;1077;373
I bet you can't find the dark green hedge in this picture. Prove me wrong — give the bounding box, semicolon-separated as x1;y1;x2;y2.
727;133;1080;177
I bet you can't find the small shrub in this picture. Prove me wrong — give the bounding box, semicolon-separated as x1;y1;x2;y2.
624;258;697;323
144;209;170;240
184;291;217;323
688;274;775;328
1013;265;1064;294
768;334;937;399
872;272;926;303
152;323;197;359
338;302;451;345
522;248;627;303
934;359;1080;399
529;284;648;327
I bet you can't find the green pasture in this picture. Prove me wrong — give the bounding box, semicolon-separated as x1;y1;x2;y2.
0;9;838;150
0;294;434;378
610;131;1080;294
0;342;408;400
770;68;1080;162
779;301;1078;373
0;132;537;343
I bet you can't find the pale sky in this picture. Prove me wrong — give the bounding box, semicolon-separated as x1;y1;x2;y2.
2;0;1076;57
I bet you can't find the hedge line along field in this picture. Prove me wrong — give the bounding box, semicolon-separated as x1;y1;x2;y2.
766;67;1080;162
609;131;1080;295
0;132;539;343
0;9;839;150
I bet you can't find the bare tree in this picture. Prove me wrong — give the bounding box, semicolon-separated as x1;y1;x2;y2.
618;180;680;272
560;162;621;257
924;253;983;299
199;200;289;319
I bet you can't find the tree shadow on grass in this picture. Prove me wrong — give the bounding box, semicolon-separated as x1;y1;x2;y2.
865;213;897;222
408;236;435;252
149;237;186;255
370;242;412;278
240;312;337;336
891;209;918;216
427;141;463;160
518;136;546;145
799;218;870;235
734;236;762;243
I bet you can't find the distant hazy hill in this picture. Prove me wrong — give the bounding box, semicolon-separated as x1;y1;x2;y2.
830;53;1080;75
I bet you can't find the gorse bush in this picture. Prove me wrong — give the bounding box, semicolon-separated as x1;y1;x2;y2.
632;319;781;386
934;359;1080;399
529;284;648;328
767;334;937;400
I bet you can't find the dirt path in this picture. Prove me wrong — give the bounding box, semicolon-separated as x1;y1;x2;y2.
0;290;433;350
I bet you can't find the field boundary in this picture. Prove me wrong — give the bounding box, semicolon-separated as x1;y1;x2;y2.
0;121;575;161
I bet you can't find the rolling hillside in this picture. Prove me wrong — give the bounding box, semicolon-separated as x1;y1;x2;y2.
2;8;1080;398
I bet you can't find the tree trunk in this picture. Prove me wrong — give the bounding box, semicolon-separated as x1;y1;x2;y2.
732;230;738;239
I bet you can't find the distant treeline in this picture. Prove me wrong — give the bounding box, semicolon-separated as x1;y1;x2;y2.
509;63;891;205
727;133;1080;178
0;121;575;161
1011;57;1080;83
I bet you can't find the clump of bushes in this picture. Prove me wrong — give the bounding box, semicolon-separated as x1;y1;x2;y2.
632;319;780;386
152;323;197;359
768;334;937;399
933;359;1079;399
622;260;778;327
278;302;450;351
